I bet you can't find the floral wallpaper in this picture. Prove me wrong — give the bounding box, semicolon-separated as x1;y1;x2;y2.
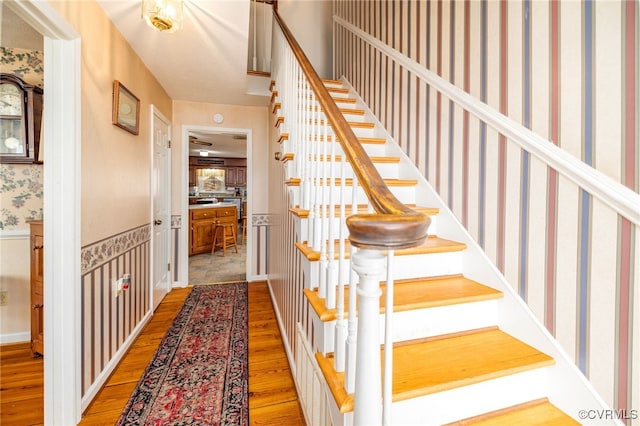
0;47;44;88
0;47;44;230
0;164;43;229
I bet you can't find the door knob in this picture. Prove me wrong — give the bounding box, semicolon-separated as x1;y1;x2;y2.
154;219;162;225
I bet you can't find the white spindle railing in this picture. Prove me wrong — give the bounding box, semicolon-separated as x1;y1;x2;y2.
272;13;429;424
273;53;387;419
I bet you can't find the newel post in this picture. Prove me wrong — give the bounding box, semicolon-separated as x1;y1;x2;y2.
352;248;385;425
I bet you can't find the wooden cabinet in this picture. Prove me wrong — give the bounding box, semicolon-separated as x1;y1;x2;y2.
224;166;246;187
190;208;220;255
225;167;237;187
189;206;237;255
236;167;247;186
188;157;246;188
29;220;44;356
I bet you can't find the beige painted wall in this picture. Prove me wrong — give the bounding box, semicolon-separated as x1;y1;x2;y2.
50;1;172;245
171;101;270;215
278;0;333;79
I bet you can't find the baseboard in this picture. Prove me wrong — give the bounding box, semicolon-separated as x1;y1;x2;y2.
0;331;30;344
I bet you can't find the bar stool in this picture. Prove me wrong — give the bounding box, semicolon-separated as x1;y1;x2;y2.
241;201;247;244
241;215;247;244
211;221;238;256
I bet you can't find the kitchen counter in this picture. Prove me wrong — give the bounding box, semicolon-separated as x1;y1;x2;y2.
189;203;238;255
189;193;244;199
189;202;234;210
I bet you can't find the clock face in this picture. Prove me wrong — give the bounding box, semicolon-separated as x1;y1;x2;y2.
0;83;23;116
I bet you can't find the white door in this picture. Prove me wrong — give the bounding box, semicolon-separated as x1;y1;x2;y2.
152;107;171;310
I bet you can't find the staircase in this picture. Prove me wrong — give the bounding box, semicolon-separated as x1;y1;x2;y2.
271;76;615;425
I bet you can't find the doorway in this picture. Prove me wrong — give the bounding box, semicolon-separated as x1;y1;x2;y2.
151;106;171;308
180;125;251;286
8;1;82;424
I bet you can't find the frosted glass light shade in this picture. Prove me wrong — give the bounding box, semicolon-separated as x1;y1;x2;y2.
142;0;184;33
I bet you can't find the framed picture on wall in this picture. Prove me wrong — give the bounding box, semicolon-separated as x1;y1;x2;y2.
112;80;139;135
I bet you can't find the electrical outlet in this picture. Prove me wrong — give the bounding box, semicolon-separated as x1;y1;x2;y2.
112;279;122;298
0;290;8;306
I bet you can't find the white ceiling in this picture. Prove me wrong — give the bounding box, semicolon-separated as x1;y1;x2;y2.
2;1;268;158
96;0;271;158
97;0;269;106
188;130;247;158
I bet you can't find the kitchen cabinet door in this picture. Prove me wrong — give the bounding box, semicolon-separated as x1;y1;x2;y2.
225;167;237;186
190;217;216;255
236;167;246;186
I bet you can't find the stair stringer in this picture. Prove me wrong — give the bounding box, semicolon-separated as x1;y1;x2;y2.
333;77;616;423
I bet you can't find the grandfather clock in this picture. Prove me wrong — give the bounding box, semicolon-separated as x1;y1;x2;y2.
0;73;44;163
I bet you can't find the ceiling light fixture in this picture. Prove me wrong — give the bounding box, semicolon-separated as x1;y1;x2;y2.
142;0;184;33
199;150;209;157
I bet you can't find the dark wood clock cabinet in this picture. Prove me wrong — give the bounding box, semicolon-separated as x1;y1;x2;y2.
0;73;44;164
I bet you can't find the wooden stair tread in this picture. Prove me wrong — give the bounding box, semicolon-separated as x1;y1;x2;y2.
309;154;399;163
290;204;439;219
309;119;375;129
322;78;343;85
316;328;555;413
326;86;349;94
307;106;365;116
308;135;386;144
285;177;418;187
446;398;579;425
283;153;401;164
306;94;357;104
295;235;466;260
304;274;503;321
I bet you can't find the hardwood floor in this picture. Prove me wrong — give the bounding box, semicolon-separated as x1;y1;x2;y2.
0;281;305;425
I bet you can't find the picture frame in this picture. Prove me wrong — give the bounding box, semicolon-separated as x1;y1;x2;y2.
112;80;140;135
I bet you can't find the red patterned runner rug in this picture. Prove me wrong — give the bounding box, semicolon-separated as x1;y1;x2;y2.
117;282;248;425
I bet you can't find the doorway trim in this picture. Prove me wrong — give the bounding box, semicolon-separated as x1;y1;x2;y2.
179;125;252;286
7;1;82;424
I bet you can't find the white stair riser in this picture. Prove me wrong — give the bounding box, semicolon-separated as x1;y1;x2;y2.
282;139;389;158
297;215;439;245
304;109;367;123
327;368;552;426
301;88;351;98
387;368;552;425
291;184;417;208
301;250;464;289
303;125;377;139
311;299;500;354
285;158;399;180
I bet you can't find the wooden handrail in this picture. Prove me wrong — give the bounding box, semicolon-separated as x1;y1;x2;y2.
273;11;430;250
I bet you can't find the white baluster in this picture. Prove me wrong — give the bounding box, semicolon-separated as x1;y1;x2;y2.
334;154;348;372
326;118;337;310
321;122;329;258
301;80;311;212
317;113;328;300
312;99;323;252
307;88;317;252
345;176;359;393
352;248;385;426
383;250;394;425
